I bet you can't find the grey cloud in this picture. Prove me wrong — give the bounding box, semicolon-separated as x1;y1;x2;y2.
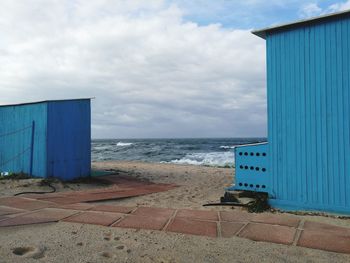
0;0;266;138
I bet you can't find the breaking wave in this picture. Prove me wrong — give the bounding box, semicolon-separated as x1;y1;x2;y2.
116;142;133;147
169;151;235;167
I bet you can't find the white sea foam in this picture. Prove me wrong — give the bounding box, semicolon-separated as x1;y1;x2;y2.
219;145;235;149
170;151;235;167
116;142;133;147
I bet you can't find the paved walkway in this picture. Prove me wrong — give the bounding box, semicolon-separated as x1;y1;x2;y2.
0;196;349;255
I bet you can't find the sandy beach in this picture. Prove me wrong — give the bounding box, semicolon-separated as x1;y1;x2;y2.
0;161;350;263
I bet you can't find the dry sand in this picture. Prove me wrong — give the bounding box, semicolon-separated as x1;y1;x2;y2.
0;161;349;263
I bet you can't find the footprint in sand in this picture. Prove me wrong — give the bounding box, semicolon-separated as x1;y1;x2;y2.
12;247;36;256
12;246;46;259
100;251;114;258
103;232;112;241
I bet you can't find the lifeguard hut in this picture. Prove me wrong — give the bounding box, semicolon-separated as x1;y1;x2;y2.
230;10;350;214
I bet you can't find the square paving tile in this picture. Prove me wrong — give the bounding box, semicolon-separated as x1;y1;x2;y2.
63;211;123;226
166;217;217;237
0;197;55;210
251;213;300;227
220;222;245;238
176;209;218;221
0;206;26;216
238;223;296;245
113;214;170;230
220;211;253;222
57;203;96;211
303;221;350;236
91;205;134;214
0;208;78;227
0;215;10;221
297;230;350;254
132;207;175;218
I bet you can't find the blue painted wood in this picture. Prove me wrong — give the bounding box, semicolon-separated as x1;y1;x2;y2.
0;99;91;180
0;103;47;177
264;15;350;213
47;100;91;180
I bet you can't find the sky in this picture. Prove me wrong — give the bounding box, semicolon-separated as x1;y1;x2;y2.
0;1;349;139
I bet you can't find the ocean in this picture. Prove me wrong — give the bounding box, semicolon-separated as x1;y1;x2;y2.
92;138;266;167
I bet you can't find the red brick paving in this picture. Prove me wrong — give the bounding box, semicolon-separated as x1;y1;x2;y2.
238;223;297;245
91;205;134;214
0;208;78;227
0;205;26;216
63;211;123;226
251;213;300;228
132;207;175;218
0;197;55;210
166;217;217;237
220;221;245;238
297;221;350;254
57;203;96;211
297;229;350;254
1;174;350;256
302;221;350;236
220;211;253;222
114;214;170;230
176;209;218;221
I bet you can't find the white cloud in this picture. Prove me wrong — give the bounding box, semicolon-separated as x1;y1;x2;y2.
299;3;322;17
0;0;266;138
327;0;350;12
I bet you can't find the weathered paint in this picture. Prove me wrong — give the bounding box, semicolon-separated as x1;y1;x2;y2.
0;99;91;180
230;143;269;193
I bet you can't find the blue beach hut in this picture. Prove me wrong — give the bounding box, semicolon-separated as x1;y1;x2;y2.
0;99;91;180
231;10;350;214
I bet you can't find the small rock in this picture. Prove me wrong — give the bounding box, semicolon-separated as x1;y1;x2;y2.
116;245;124;250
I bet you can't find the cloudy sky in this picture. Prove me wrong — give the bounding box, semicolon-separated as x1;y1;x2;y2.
1;0;349;138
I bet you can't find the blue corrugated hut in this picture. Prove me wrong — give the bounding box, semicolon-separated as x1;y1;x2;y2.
231;11;350;214
0;99;91;180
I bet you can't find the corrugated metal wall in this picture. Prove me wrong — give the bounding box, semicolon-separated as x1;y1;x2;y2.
266;16;350;213
47;100;91;180
0;103;47;177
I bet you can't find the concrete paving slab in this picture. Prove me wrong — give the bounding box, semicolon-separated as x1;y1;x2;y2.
114;215;170;230
166;217;217;237
132;207;175;218
252;213;300;227
0;208;78;227
220;222;246;238
220;211;253;222
303;221;350;236
0;197;55;210
57;203;96;211
238;223;296;245
298;229;350;254
176;209;218;221
91;205;134;214
0;205;26;216
63;211;123;226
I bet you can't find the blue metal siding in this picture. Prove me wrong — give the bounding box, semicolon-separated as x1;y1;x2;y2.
46;100;91;180
266;16;350;213
0;103;47;177
231;143;269;193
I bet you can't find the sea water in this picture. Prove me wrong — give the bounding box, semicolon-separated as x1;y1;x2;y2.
92;138;266;167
